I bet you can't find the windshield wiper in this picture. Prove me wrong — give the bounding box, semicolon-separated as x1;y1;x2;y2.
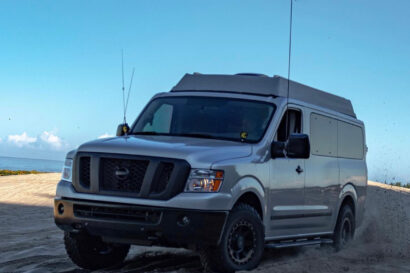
175;133;214;139
132;131;160;135
132;132;214;139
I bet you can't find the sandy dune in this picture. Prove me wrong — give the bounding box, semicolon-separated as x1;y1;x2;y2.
0;174;409;273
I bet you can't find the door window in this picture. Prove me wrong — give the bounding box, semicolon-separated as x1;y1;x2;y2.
337;121;364;159
310;113;338;157
276;109;302;142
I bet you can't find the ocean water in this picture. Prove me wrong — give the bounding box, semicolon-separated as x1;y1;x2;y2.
0;156;64;173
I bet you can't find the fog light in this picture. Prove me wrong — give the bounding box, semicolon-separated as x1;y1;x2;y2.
58;203;64;215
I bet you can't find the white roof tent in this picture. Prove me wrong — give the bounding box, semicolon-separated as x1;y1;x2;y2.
171;73;356;118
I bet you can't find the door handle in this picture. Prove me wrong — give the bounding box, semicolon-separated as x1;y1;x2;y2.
296;165;303;174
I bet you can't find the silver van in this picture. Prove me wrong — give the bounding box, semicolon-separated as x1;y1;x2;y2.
54;73;367;273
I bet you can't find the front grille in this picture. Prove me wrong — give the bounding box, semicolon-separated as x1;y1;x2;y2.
74;152;190;200
151;163;174;194
79;157;91;188
73;204;161;224
100;158;149;193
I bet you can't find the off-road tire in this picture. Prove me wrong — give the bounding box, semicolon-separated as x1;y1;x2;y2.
200;203;264;273
64;231;130;270
333;204;355;251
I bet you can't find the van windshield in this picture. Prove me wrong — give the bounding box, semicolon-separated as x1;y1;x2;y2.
131;96;275;143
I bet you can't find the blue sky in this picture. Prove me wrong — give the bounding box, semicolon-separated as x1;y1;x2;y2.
0;0;409;183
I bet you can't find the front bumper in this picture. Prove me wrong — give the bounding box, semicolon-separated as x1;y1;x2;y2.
56;180;233;210
54;197;228;247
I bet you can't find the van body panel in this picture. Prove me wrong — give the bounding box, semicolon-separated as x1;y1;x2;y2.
211;157;269;229
304;155;340;233
269;158;306;237
338;158;367;227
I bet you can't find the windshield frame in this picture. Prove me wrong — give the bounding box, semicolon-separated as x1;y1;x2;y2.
130;95;276;144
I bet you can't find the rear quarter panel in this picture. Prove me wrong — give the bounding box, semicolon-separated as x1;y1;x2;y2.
337;122;367;228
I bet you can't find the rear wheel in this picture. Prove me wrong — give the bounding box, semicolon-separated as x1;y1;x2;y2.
333;205;355;251
200;203;264;273
64;231;130;270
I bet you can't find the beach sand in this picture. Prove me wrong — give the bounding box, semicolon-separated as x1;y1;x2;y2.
0;174;409;273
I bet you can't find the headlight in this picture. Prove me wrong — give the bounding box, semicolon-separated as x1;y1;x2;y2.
61;158;73;183
184;169;224;192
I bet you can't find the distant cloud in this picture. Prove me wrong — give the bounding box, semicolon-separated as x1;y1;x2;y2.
40;131;63;149
8;132;37;147
6;131;65;150
98;133;114;139
0;137;2;143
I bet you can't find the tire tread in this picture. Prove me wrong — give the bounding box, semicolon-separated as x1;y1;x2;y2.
333;204;355;251
64;231;130;270
200;203;263;273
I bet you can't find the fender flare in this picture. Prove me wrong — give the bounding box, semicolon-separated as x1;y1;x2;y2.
339;183;358;207
228;176;266;216
335;183;358;225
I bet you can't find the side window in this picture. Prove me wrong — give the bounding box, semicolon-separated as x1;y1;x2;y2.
143;104;173;133
338;121;364;159
310;113;337;157
276;109;302;142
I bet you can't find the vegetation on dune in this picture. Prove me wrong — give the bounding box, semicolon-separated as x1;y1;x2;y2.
389;182;410;189
0;170;44;176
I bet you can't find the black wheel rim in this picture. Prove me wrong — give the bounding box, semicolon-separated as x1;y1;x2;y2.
340;217;352;245
227;220;256;265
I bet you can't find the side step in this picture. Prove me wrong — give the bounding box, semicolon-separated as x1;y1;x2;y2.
265;238;333;249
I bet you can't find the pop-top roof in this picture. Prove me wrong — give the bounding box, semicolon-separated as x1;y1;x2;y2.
171;73;356;118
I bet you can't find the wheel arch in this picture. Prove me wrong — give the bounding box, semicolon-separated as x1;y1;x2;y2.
229;176;265;220
334;183;358;230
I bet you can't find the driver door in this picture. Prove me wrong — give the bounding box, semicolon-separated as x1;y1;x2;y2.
269;107;306;238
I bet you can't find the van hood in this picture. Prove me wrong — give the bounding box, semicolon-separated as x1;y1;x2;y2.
77;135;252;168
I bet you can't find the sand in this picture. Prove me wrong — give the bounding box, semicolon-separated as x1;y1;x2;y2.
0;174;409;273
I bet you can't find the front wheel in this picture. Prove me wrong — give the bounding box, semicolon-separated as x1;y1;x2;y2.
200;203;264;273
64;231;130;270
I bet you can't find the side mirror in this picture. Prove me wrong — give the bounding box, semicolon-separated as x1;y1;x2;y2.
271;141;285;158
286;133;310;159
116;123;130;136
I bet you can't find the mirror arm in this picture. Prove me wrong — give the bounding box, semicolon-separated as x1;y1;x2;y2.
271;141;286;159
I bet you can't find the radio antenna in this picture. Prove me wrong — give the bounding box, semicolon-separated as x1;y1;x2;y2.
124;67;135;122
121;50;126;124
121;51;135;126
285;0;294;140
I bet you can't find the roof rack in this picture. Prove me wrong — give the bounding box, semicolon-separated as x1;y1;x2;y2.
171;73;356;118
235;73;269;77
